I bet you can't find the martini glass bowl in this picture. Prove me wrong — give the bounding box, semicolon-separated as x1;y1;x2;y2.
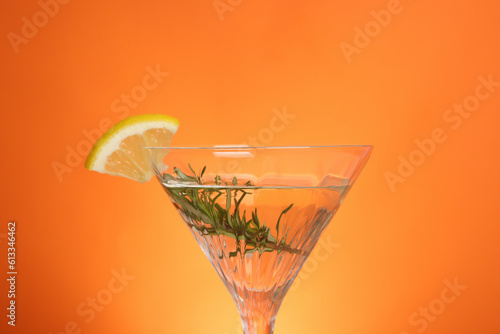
145;145;372;334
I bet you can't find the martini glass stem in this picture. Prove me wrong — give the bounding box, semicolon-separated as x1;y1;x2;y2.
235;290;283;334
240;311;276;334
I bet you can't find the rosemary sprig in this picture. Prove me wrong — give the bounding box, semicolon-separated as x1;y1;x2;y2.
162;166;300;258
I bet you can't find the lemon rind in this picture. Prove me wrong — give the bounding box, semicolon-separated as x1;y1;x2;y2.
85;114;179;173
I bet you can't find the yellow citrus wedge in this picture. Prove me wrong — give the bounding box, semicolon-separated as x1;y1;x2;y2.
85;114;179;182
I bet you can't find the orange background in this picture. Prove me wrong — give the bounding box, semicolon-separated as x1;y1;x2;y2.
1;0;500;333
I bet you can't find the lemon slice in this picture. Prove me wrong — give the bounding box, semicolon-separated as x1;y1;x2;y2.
85;114;179;182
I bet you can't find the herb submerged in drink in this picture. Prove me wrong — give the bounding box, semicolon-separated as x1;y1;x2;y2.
161;166;299;258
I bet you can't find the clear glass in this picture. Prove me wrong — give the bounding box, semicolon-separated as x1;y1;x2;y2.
144;145;373;334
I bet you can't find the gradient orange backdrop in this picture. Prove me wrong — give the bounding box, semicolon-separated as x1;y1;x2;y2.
1;0;500;333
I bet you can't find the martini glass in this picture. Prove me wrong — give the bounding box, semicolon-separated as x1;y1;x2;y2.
146;145;372;334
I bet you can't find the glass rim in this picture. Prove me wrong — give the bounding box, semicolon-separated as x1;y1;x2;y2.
143;145;373;150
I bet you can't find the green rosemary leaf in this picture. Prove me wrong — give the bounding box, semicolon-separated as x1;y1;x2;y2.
282;203;294;215
252;209;261;228
234;190;246;216
259;246;274;255
249;217;259;230
188;163;196;176
276;203;293;240
266;229;277;243
244;247;258;255
174;167;185;178
174;167;197;182
212;191;222;203
218;230;236;239
214;203;225;216
225;188;232;228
